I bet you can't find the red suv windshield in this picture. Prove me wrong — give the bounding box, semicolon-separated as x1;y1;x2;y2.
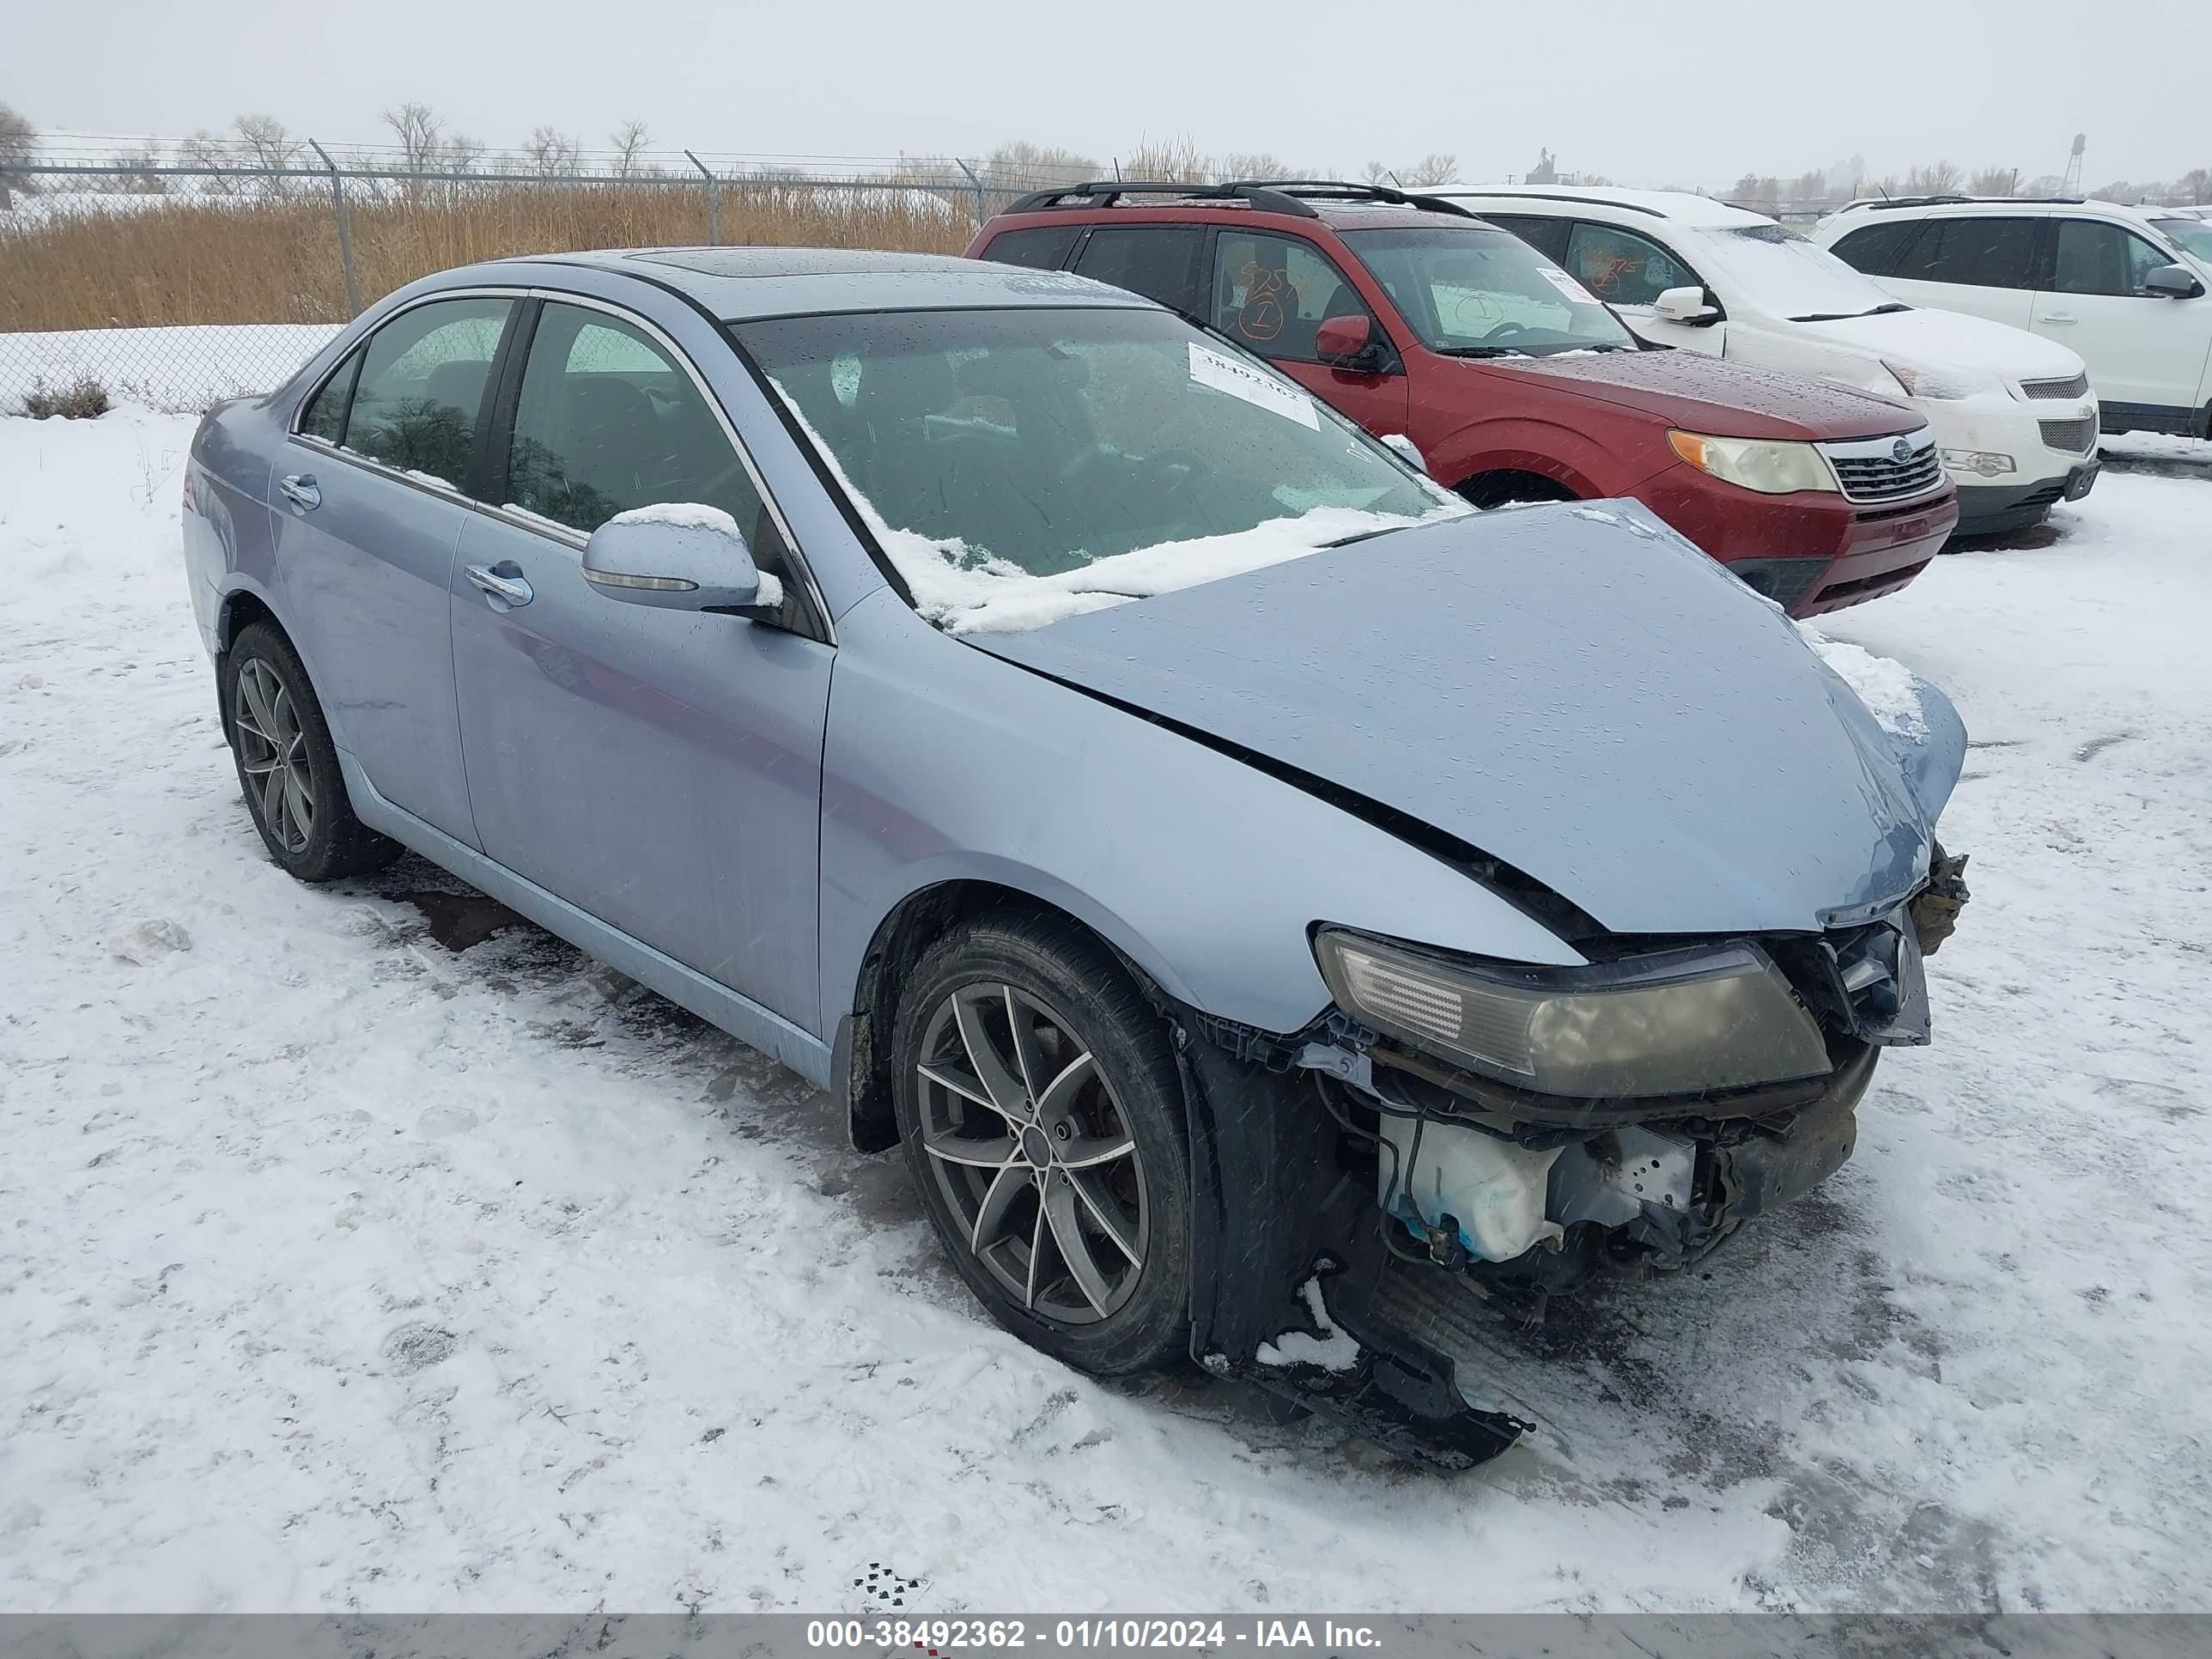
1338;227;1638;357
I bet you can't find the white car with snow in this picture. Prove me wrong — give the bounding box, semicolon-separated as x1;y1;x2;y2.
1814;196;2212;443
1442;186;2101;537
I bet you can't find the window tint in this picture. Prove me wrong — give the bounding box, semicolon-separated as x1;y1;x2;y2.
343;298;513;488
507;302;789;579
1071;226;1207;316
1479;215;1571;263
1889;216;2040;289
981;223;1082;271
300;350;359;443
1563;222;1698;307
2051;221;2176;295
1211;231;1382;363
1827;220;1923;277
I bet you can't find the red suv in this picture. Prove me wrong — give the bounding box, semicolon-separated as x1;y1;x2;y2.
968;182;1957;616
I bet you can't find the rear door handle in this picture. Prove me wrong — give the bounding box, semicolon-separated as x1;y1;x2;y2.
465;561;533;608
2042;312;2077;325
277;473;321;512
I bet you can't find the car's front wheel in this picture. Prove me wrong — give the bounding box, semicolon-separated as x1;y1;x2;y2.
890;912;1191;1376
224;621;401;882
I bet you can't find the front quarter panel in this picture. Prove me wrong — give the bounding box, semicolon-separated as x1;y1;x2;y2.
819;590;1583;1037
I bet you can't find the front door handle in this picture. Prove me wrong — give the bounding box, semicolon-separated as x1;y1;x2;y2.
278;473;321;512
465;561;534;608
2042;312;2078;325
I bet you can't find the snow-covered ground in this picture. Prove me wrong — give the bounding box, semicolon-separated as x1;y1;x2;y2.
3;406;2209;1615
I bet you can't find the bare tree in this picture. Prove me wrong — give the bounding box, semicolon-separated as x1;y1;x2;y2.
981;140;1098;190
2179;167;2212;205
1966;166;2020;197
381;101;446;173
2;100;40;204
610;118;653;178
1361;154;1458;188
1903;159;1963;196
526;125;581;178
1219;152;1298;182
232;112;300;170
1121;138;1211;184
443;132;487;173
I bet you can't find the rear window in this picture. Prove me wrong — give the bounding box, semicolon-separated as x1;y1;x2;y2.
1827;220;1922;277
979;223;1082;272
1890;217;2042;289
1070;226;1208;318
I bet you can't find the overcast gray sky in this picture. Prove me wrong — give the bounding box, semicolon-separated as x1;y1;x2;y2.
11;0;2207;188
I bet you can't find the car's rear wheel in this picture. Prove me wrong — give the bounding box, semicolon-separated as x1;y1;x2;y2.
890;912;1191;1376
224;621;401;882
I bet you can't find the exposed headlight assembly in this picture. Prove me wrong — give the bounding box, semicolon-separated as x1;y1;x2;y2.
1666;430;1838;495
1314;929;1832;1099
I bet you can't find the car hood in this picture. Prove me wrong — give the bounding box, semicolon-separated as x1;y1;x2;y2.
1802;307;2087;381
968;502;1965;942
1495;349;1918;441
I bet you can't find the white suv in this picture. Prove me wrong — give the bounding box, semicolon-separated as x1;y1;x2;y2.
1440;186;2100;537
1814;197;2212;442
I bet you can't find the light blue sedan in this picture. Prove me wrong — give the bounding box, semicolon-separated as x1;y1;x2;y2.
183;249;1969;1467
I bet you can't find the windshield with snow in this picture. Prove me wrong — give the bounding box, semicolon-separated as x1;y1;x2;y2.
736;306;1464;634
2150;217;2212;263
1340;227;1638;356
1698;223;1910;321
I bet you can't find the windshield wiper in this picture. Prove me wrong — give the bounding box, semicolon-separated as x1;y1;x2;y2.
1325;524;1416;550
1790;302;1911;322
1433;344;1528;358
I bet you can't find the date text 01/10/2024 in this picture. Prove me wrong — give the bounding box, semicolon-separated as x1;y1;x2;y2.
806;1620;1384;1650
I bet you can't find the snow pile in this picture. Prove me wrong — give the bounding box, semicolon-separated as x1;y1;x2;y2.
1797;623;1927;738
1255;1279;1362;1374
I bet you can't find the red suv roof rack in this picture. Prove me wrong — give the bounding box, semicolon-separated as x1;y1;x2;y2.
1004;180;1322;217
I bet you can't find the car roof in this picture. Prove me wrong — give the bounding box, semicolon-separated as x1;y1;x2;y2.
494;246;1152;321
1433;185;1774;228
988;198;1469;235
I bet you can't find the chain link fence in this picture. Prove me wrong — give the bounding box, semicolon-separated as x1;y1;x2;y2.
2;149;1070;413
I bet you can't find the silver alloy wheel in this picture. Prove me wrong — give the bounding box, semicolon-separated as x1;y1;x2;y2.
234;658;315;854
915;983;1148;1325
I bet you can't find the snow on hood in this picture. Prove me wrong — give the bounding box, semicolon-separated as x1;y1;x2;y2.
1803;307;2087;382
973;501;1966;938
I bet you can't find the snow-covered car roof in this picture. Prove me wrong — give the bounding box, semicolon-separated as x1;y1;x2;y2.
1433;185;1776;229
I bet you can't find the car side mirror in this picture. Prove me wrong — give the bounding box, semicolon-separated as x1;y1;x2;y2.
1380;433;1428;475
1654;285;1723;325
582;506;786;617
2143;263;2204;299
1316;313;1389;371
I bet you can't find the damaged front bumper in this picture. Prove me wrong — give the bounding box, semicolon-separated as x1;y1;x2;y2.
1177;871;1967;1469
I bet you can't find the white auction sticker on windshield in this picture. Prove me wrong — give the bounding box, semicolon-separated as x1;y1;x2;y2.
1540;268;1601;305
1188;343;1321;429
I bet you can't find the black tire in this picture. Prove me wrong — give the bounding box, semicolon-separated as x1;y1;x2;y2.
890;910;1191;1376
223;621;401;882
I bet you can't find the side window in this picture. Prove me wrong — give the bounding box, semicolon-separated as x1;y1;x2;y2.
299;349;360;443
1071;226;1207;316
506;302;791;579
1563;222;1698;307
1480;215;1571;263
343;298;514;489
980;223;1083;271
1890;216;2040;289
1211;231;1381;363
2051;221;2174;296
1828;220;1923;278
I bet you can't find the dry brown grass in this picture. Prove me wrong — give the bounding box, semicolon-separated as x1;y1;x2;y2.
0;182;974;332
